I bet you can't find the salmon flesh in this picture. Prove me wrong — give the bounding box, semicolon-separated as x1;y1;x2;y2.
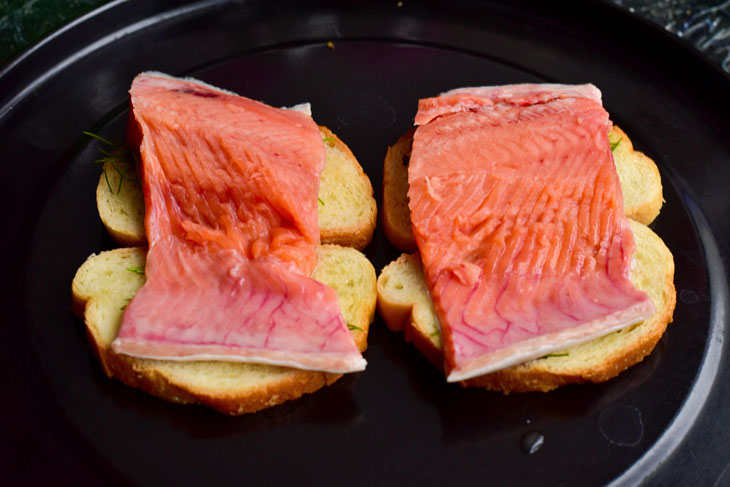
112;72;365;374
408;84;654;382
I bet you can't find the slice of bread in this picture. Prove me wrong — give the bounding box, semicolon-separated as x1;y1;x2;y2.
381;125;664;253
97;127;377;250
377;126;676;391
72;244;376;415
609;126;664;226
76;125;377;414
95;156;144;247
317;127;378;249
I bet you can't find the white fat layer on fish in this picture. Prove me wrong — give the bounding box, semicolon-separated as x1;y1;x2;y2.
112;338;367;374
441;83;603;104
446;298;655;382
285;103;312;116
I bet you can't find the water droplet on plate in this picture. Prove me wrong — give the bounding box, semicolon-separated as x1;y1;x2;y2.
520;431;544;454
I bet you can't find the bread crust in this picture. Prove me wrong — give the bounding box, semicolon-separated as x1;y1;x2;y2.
377;123;676;392
100;338;344;415
382;129;418;253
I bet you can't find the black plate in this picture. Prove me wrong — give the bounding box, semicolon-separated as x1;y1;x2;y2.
2;1;730;485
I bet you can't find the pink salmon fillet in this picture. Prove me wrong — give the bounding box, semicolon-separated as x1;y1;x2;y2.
408;83;654;382
111;72;365;373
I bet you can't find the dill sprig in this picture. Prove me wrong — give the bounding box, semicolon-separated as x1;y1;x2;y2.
127;265;145;275
84;131;137;194
83;131;115;146
610;138;622;152
318;196;325;206
347;323;363;332
543;352;569;358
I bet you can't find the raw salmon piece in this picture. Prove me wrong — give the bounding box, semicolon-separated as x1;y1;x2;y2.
408;84;654;382
112;72;365;373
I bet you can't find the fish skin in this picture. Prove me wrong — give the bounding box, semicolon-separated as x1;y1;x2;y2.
408;84;654;382
111;73;365;374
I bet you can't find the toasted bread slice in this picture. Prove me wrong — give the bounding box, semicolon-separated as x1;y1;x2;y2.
381;125;664;253
97;127;377;250
378;126;676;391
377;221;675;391
72;245;375;414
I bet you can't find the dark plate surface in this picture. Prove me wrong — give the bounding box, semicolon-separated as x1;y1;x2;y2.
2;1;730;485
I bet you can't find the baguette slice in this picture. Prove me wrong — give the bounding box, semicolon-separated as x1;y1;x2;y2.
72;245;376;414
98;127;377;250
381;125;664;253
378;126;676;391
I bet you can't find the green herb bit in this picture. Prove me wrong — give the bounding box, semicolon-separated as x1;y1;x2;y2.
610;138;622;152
120;298;132;311
430;328;441;338
112;159;137;193
127;265;145;275
543;352;569;358
86;131;136;194
318;196;325;206
322;136;335;144
101;156;135;195
83;131;115;146
347;323;364;332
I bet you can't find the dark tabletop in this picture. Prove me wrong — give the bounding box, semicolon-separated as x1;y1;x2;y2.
2;0;730;71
